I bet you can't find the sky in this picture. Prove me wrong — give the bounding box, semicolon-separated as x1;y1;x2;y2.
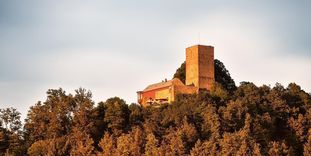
0;0;310;120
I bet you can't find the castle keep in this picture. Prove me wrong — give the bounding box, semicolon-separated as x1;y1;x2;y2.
186;45;215;90
137;45;214;107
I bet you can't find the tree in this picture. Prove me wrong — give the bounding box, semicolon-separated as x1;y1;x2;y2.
72;88;95;133
304;129;311;156
129;103;144;126
288;113;307;154
201;104;221;140
27;140;49;156
6;81;311;155
235;114;253;156
165;129;186;155
219;113;263;155
145;133;159;156
0;108;22;133
24;88;74;144
98;132;115;156
190;139;219;156
0;130;9;155
175;118;199;153
173;62;186;84
114;127;144;156
252;113;274;149
252;143;262;156
115;133;133;156
219;100;248;132
104;97;130;136
210;82;229;101
91;101;107;145
69;127;94;156
268;141;293;156
0;108;24;155
27;137;69;156
190;140;205;156
24;88;97;154
220;126;244;155
285;83;310;108
173;59;236;92
131;127;144;156
214;59;236;92
65;88;96;155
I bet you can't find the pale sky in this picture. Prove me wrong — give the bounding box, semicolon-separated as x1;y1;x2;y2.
1;0;310;120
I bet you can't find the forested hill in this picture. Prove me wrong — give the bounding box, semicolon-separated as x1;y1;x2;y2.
1;60;311;156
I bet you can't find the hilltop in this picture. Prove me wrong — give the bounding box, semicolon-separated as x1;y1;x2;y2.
0;60;310;156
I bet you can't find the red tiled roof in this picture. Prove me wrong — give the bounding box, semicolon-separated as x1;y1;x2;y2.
143;78;184;92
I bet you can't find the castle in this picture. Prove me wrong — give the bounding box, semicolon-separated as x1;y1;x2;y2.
137;45;215;107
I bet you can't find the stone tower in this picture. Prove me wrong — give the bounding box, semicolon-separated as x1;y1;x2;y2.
186;45;214;90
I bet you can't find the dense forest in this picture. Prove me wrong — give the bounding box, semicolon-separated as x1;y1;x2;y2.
0;60;310;156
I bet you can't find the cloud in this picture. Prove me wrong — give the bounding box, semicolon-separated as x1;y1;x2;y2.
0;0;311;121
171;8;311;92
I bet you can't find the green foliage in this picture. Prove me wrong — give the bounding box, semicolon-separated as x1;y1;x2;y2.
24;88;74;143
268;141;293;156
173;61;186;84
103;97;130;136
1;79;309;155
24;88;96;155
98;132;115;156
304;129;311;156
27;136;69;156
173;59;237;92
210;82;229;101
145;133;159;156
214;59;237;92
0;108;25;155
0;108;22;133
69;127;95;156
129;103;143;126
114;127;144;156
27;140;49;156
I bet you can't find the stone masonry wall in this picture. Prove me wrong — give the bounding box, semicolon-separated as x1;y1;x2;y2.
186;45;214;90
